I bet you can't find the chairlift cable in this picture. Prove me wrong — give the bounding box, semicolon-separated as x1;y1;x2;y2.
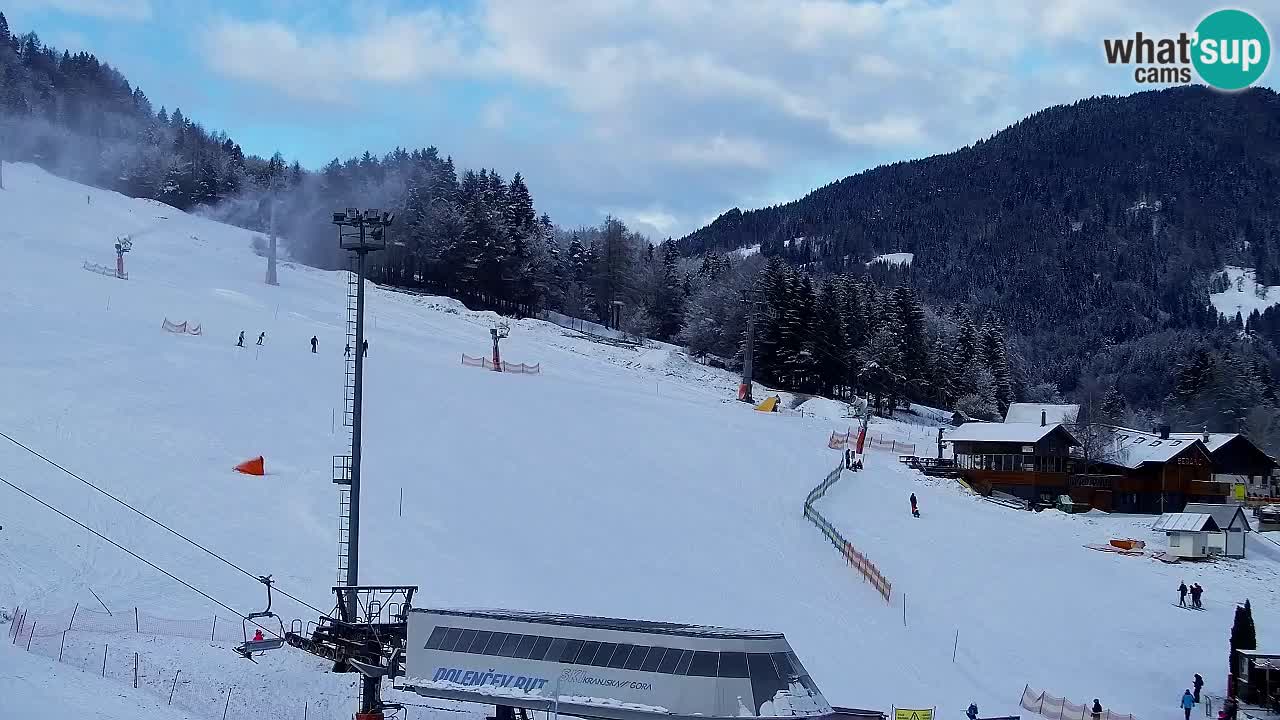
0;429;327;617
0;474;284;640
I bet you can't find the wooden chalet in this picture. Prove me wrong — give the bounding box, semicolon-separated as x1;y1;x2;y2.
1077;427;1228;513
1170;432;1278;499
948;422;1079;504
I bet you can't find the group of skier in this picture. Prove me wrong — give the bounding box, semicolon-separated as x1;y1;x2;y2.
1178;581;1205;609
234;332;367;357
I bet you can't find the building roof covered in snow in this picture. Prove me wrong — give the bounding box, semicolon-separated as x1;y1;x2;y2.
1181;503;1251;532
1097;427;1209;469
1169;432;1238;453
947;422;1073;444
1003;403;1080;425
1152;513;1220;532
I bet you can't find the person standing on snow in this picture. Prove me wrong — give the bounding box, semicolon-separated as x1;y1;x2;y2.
967;703;978;720
237;331;245;347
1091;699;1102;720
910;493;920;518
1193;674;1204;703
1191;583;1204;609
363;339;369;357
257;332;265;346
1182;690;1195;720
310;336;318;353
1179;581;1189;607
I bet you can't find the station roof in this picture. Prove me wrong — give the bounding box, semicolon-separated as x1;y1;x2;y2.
946;422;1072;444
415;608;784;640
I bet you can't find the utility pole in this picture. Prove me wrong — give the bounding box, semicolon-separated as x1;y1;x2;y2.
739;291;762;403
332;208;394;720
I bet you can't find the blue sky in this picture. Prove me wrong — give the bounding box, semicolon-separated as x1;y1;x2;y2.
4;0;1275;238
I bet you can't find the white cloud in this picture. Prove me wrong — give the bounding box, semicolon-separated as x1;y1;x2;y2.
196;0;1232;236
669;134;771;170
9;0;150;21
201;10;469;102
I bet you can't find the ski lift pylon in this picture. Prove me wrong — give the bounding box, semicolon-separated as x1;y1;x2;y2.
234;574;286;660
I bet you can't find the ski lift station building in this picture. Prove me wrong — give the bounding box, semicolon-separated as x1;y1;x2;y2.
399;608;870;720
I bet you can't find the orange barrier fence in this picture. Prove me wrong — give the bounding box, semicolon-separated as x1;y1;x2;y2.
460;354;541;374
803;462;893;603
1020;686;1137;720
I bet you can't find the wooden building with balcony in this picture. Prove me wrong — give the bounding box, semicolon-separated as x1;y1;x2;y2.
1074;427;1227;513
948;422;1079;504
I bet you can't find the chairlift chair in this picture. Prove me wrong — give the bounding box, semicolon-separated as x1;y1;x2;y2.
234;575;286;660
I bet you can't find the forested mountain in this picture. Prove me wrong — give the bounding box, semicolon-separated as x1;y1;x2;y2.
678;87;1280;447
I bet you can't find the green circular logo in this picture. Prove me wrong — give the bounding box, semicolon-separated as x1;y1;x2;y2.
1193;9;1270;90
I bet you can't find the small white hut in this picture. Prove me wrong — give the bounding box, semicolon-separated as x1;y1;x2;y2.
1152;513;1220;559
1182;503;1252;558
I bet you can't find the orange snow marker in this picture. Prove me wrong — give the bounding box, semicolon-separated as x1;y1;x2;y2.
233;456;265;476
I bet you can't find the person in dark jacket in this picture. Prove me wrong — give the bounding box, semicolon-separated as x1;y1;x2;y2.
1190;583;1204;609
257;332;265;346
1091;699;1102;720
1182;690;1195;720
310;336;318;353
967;703;978;720
237;331;244;347
363;339;369;357
1193;674;1204;703
1179;582;1188;607
910;493;920;517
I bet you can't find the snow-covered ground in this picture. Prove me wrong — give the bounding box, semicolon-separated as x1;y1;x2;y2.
868;252;914;267
1211;266;1280;319
0;162;1275;720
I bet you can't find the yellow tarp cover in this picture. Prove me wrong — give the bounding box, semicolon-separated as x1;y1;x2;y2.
755;396;778;412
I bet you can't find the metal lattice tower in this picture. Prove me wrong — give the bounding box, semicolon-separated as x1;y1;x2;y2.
329;207;394;720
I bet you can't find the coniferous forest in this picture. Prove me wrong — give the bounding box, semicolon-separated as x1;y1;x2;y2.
2;12;1279;449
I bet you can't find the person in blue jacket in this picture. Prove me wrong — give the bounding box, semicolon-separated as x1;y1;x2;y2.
1182;690;1195;720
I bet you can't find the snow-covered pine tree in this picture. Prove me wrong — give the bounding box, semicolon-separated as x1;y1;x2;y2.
980;316;1014;414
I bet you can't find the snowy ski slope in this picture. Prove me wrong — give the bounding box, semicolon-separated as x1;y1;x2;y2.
0;162;1276;720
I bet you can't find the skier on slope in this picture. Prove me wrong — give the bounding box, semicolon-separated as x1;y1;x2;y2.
967;703;978;720
257;332;265;346
1190;583;1204;609
363;339;369;357
1091;699;1102;720
1182;690;1195;720
910;493;920;518
1179;581;1189;607
1193;674;1204;703
237;331;245;347
310;336;318;353
345;343;351;357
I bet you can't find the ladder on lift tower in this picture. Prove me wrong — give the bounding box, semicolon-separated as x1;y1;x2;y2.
333;256;358;585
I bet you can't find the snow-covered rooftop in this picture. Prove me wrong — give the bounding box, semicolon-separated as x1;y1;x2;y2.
946;422;1067;444
1168;432;1237;454
1100;427;1204;469
1003;403;1079;425
1181;503;1251;531
1152;513;1219;532
733;243;761;258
